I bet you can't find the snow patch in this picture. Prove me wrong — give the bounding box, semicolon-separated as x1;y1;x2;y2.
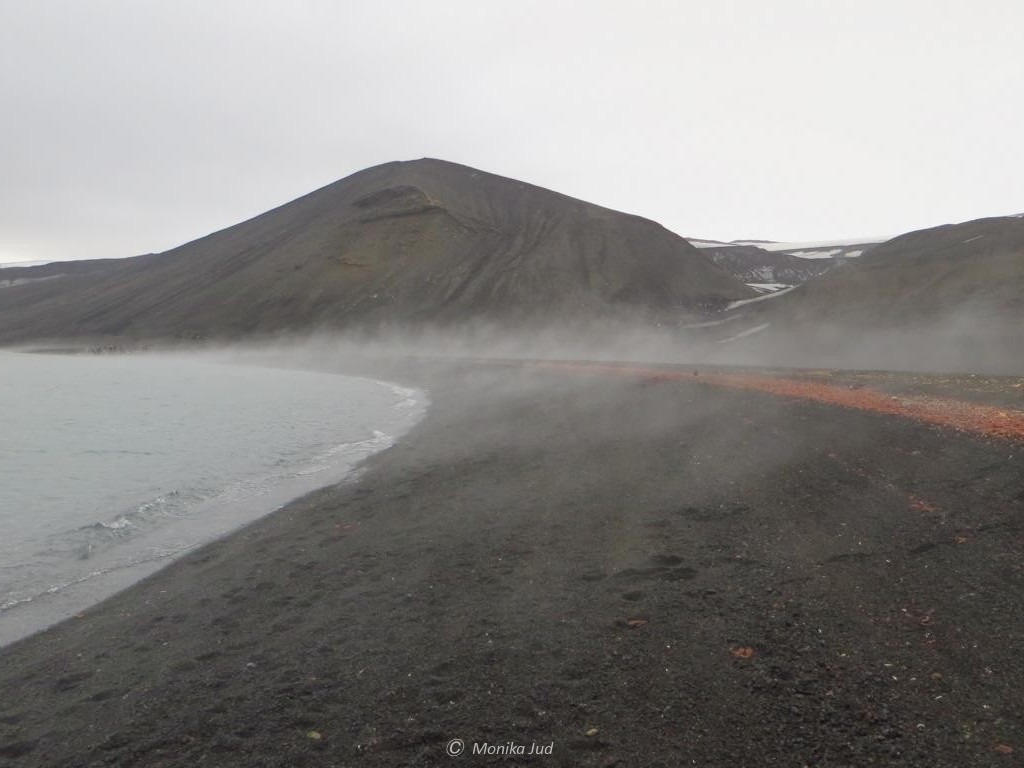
746;283;792;294
732;236;888;252
688;238;735;249
718;323;771;344
727;285;797;310
786;248;843;259
690;236;886;257
0;274;65;289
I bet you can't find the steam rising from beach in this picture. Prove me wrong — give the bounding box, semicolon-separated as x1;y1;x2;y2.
187;301;1023;379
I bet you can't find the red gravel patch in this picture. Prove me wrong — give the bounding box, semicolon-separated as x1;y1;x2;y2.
527;362;1024;442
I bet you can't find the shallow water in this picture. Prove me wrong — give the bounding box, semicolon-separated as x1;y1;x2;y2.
0;351;425;645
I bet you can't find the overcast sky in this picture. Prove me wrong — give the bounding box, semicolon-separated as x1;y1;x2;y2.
1;1;1021;264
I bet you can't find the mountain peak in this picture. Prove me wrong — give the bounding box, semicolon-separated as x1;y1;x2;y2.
0;161;752;342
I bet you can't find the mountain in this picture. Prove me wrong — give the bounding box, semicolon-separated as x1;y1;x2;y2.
0;159;753;344
693;243;836;286
687;236;885;288
761;216;1024;326
701;216;1024;372
0;260;51;270
730;237;885;260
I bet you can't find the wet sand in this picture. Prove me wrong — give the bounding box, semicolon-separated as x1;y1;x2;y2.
1;364;1023;767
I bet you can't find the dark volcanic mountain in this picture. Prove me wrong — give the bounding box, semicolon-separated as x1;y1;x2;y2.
0;159;753;343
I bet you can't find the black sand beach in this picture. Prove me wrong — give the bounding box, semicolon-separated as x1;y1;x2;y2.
2;365;1023;767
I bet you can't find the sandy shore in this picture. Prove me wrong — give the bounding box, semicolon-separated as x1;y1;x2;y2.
1;364;1023;766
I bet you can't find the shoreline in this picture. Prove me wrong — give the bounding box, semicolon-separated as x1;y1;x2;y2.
1;364;1022;766
0;353;428;648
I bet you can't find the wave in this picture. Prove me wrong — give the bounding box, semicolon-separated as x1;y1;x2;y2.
382;382;424;410
0;368;430;645
295;430;394;476
29;420;410;569
0;543;196;614
58;488;213;560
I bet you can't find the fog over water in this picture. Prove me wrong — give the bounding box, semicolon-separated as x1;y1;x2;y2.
0;352;425;645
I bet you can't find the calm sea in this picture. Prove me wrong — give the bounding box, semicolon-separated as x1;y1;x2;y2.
0;351;425;645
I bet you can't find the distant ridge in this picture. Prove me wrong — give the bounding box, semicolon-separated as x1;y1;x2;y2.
0;260;52;269
766;215;1024;325
730;237;887;258
0;159;753;343
695;215;1024;373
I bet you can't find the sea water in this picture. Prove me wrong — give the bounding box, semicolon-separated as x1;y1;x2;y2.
0;351;425;646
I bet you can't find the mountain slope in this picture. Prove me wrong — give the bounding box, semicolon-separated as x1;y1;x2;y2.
0;159;753;343
764;216;1024;326
697;243;836;285
731;237;885;260
704;216;1024;372
687;235;886;287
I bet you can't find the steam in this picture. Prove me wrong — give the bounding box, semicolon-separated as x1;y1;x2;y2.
167;298;1024;380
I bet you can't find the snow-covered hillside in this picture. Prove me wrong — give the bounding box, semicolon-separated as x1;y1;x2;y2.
688;234;890;291
690;240;836;287
730;237;887;260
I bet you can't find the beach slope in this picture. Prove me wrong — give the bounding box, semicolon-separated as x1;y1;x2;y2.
1;366;1023;766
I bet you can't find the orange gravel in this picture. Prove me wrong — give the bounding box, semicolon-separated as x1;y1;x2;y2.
524;362;1024;442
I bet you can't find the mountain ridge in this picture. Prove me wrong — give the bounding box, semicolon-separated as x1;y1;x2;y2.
0;159;753;343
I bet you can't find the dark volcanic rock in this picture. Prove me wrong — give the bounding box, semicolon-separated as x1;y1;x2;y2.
701;244;837;285
0;159;753;343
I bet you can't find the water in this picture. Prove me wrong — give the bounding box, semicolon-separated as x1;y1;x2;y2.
0;351;425;646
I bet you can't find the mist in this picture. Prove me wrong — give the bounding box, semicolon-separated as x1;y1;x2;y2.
152;297;1023;385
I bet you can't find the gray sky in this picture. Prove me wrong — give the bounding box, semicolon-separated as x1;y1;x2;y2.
1;0;1021;264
